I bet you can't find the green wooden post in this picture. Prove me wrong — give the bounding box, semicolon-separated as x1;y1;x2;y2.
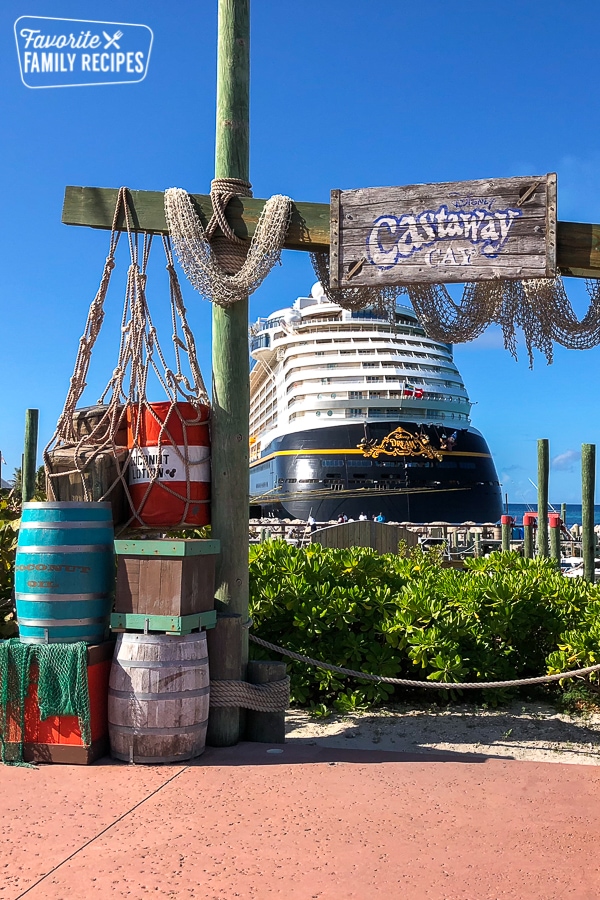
561;502;567;526
537;439;549;557
22;409;39;503
582;443;596;583
207;0;251;747
549;515;561;562
523;516;534;559
501;515;512;553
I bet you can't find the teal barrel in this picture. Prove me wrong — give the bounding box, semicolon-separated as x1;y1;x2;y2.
15;502;115;644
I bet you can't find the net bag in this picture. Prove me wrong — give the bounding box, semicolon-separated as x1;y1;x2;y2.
44;187;211;531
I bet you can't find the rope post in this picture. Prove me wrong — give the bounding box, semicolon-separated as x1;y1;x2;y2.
208;0;250;746
549;513;561;562
523;513;535;558
537;438;549;557
206;614;244;745
22;409;39;503
582;443;596;583
501;515;513;553
245;660;287;744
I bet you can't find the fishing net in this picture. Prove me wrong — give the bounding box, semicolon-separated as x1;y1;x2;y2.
44;187;211;531
0;639;91;765
311;251;600;367
310;250;405;319
164;179;293;306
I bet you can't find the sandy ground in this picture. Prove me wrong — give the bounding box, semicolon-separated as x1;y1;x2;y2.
285;700;600;765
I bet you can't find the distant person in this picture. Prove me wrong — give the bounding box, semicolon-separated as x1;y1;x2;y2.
337;514;345;524
375;512;385;523
307;514;316;532
359;512;368;521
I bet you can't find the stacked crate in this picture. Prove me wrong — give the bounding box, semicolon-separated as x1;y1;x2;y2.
111;539;219;634
108;539;219;763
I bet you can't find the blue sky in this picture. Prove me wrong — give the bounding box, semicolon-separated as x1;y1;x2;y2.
1;0;599;503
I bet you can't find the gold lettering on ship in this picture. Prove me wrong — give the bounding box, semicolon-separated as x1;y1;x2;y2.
358;427;443;461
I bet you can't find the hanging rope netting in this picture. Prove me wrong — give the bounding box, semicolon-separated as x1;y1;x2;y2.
311;251;600;366
161;178;600;365
164;179;292;306
44;187;211;531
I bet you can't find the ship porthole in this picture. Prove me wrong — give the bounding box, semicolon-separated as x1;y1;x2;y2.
327;410;333;416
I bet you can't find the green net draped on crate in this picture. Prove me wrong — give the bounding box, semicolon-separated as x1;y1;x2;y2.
0;639;91;765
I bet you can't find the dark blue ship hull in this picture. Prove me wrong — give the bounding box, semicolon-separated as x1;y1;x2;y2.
250;422;502;523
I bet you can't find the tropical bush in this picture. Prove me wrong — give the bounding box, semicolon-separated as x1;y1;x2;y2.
0;494;20;637
249;541;600;712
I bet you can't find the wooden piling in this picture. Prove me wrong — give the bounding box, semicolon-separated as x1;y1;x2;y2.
245;660;287;744
501;515;512;553
22;409;39;503
549;514;561;562
523;513;535;559
582;443;596;583
206;614;244;746
208;0;251;747
537;439;549;557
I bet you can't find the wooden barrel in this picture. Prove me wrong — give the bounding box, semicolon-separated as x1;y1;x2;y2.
15;502;114;644
45;405;129;527
108;632;209;763
73;405;127;445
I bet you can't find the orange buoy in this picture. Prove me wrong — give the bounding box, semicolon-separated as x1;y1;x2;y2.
127;401;210;527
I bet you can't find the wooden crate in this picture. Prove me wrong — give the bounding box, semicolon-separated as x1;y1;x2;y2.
114;539;220;618
5;641;114;764
45;446;129;527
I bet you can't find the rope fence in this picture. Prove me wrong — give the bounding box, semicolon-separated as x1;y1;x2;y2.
249;633;600;691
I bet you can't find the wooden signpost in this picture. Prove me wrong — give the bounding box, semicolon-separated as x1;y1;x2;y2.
330;175;557;288
58;0;600;745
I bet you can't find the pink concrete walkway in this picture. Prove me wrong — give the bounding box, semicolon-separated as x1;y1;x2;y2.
1;743;599;899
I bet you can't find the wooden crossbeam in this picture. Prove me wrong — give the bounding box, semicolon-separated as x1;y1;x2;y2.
62;185;600;277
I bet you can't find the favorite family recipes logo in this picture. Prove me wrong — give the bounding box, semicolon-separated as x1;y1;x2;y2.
14;16;153;88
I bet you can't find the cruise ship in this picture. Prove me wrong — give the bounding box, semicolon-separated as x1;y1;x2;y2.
249;283;502;523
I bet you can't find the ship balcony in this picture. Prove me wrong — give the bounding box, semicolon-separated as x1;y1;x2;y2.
250;334;278;365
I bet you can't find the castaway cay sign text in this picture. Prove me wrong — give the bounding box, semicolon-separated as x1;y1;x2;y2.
14;17;153;88
330;175;557;287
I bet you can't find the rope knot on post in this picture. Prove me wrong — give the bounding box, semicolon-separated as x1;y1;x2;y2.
164;186;293;306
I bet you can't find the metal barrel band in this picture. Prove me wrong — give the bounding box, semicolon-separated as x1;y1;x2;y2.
248;634;600;690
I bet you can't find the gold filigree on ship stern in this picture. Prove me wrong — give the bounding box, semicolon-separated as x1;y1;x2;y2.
358;427;443;462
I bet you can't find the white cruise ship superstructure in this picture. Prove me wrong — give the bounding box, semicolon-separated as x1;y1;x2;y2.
249;283;501;523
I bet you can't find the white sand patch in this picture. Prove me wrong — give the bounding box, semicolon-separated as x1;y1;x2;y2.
285;701;600;765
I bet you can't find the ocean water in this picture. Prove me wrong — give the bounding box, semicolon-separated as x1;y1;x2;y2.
507;503;600;528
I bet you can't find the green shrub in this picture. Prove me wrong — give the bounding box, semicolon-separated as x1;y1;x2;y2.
249;542;600;710
0;494;20;638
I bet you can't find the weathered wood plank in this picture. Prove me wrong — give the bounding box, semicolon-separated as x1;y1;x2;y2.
62;186;330;252
332;176;557;286
62;185;600;277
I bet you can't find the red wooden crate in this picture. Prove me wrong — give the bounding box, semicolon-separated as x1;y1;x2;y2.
6;641;114;764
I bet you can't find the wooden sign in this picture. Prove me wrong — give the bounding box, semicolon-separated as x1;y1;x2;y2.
330;174;557;287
